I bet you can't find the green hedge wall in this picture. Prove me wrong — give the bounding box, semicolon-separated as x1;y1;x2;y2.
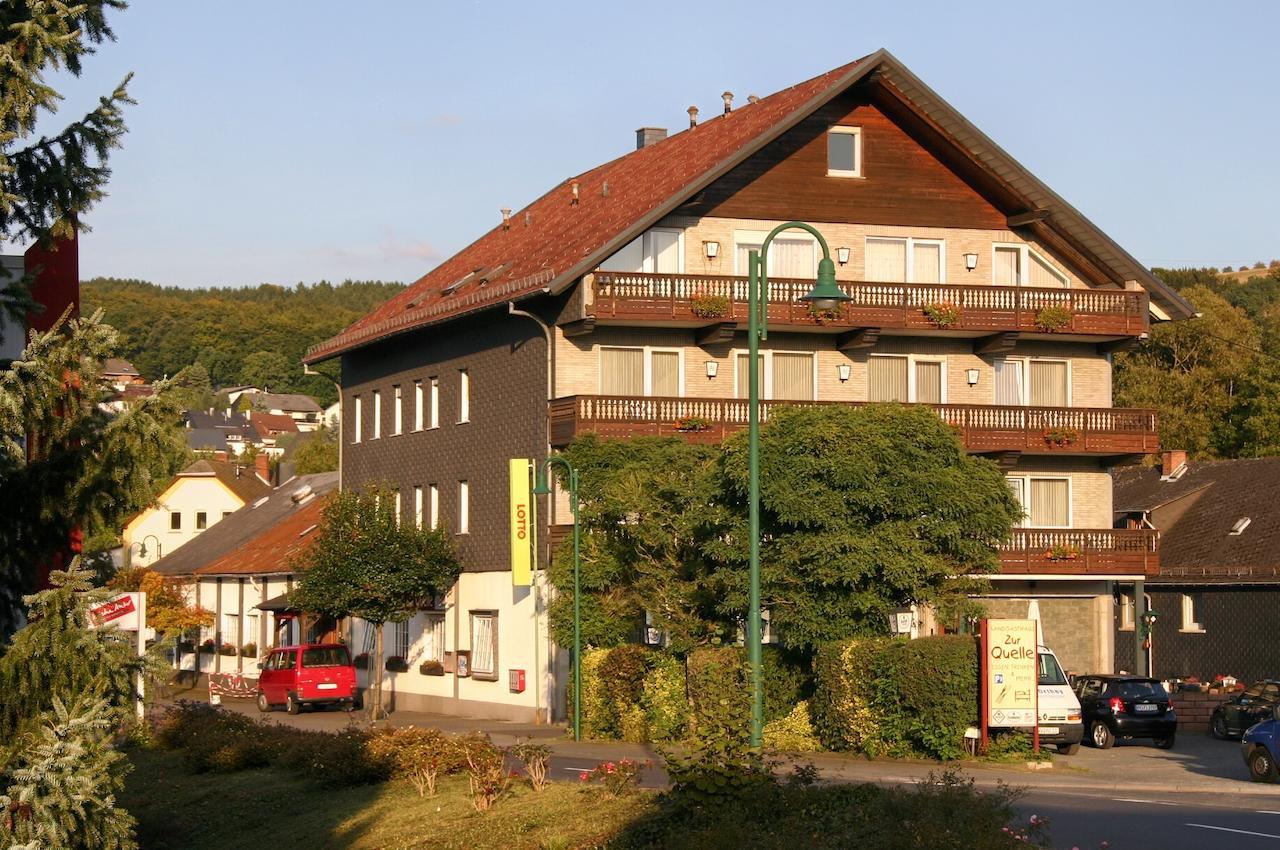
812;635;979;760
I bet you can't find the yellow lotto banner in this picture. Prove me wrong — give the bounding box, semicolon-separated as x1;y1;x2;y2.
509;458;532;586
984;618;1038;727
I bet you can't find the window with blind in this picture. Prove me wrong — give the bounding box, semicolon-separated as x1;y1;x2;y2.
1029;361;1068;407
391;621;410;659
599;229;682;273
422;613;446;662
1006;478;1027;526
1028;478;1070;527
734;352;812;399
865;237;943;283
994;246;1020;286
914;361;943;404
600;348;681;396
470;611;498;680
994;360;1024;405
651;351;680;397
222;614;240;648
735;352;763;399
993;245;1068;288
735;238;816;279
868;356;908;402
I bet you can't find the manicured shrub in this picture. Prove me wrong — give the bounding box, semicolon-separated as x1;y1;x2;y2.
811;635;978;760
600;644;649;735
685;647;749;745
763;700;821;752
575;647;613;739
641;653;690;742
760;645;813;724
271;724;393;787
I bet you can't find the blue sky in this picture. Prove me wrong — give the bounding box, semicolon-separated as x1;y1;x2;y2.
29;0;1280;287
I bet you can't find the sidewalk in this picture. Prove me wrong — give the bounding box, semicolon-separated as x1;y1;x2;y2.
163;682;1280;798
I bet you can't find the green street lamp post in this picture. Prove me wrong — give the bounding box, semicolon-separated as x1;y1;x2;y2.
532;456;582;742
745;222;851;747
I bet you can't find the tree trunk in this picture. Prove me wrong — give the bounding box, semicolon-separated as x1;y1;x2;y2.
369;621;387;721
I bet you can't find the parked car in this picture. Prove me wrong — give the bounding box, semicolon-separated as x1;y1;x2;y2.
1073;674;1176;749
1240;706;1280;782
256;643;358;714
1212;680;1280;739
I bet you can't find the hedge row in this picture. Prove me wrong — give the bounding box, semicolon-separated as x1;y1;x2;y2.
811;635;979;760
573;645;813;745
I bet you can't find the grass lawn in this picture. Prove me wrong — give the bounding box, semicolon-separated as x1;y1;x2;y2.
121;748;650;850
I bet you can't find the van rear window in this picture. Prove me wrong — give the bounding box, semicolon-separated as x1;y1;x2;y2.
302;647;350;668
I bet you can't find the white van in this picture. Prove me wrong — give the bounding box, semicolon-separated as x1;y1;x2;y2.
1030;646;1084;754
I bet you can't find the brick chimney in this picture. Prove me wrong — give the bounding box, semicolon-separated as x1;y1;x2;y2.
635;127;667;149
1161;450;1187;478
255;452;272;485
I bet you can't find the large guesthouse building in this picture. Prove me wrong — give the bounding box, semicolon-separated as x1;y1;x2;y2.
307;50;1193;719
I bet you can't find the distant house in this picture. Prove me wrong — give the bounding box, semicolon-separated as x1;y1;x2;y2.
1113;451;1280;683
102;357;144;389
183;408;300;458
122;457;272;568
250;392;323;432
149;471;338;675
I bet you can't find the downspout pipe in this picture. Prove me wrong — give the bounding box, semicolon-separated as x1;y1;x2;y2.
508;301;554;726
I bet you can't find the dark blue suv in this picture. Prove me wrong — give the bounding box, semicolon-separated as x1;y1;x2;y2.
1241;708;1280;782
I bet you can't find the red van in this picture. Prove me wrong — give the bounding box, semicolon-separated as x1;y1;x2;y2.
256;644;359;714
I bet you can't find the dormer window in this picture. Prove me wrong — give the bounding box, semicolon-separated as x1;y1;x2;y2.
827;126;862;178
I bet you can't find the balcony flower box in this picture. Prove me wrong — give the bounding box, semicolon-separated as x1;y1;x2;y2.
675;416;711;432
1042;427;1078;447
807;304;843;324
1034;305;1074;332
1045;544;1081;562
690;292;730;319
922;301;962;328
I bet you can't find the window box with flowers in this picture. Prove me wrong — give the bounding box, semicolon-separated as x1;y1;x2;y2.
240;642;257;658
198;639;216;655
1045;544;1081;562
807;303;843;324
218;642;238;657
419;660;446;676
674;416;711;432
353;652;370;670
922;302;963;328
1042;427;1078;447
1034;305;1074;332
690;292;730;319
385;656;410;673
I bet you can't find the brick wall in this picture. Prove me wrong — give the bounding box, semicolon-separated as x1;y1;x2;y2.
342;310;548;573
1169;689;1233;733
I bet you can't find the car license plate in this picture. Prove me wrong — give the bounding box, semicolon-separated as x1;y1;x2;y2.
316;683;338;691
1038;727;1059;736
1134;703;1157;713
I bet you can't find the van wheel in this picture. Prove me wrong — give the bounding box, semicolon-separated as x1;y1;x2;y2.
1154;733;1175;750
1249;747;1278;783
1091;721;1115;749
286;693;301;715
256;691;272;713
1058;743;1080;755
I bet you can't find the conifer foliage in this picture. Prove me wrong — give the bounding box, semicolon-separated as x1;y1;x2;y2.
0;0;132;334
0;312;189;635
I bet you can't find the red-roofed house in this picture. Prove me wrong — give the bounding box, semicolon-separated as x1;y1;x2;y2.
307;50;1193;720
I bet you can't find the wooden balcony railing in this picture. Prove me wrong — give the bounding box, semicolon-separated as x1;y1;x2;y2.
548;395;1158;456
589;272;1149;337
998;528;1159;577
545;524;1159;577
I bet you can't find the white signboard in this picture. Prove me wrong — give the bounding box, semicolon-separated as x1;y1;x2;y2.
88;593;143;631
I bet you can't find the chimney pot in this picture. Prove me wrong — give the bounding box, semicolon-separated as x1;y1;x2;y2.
635;127;668;149
687;105;699;128
501;208;511;230
722;91;734;114
570;180;579;205
1161;449;1188;478
747;94;760;104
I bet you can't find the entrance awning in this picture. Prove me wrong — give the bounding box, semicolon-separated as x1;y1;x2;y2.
255;592;299;613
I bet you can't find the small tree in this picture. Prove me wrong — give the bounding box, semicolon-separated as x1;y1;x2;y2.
292;486;461;719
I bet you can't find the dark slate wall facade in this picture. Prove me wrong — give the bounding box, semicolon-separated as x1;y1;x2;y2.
341;310;547;573
1113;586;1280;683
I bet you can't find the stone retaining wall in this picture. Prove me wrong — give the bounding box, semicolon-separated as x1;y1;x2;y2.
1170;689;1233;732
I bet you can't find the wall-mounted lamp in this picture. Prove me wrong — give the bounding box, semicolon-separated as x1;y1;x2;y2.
837;363;851;383
703;240;720;260
964;252;979;272
836;246;851;266
705;360;719;378
966;368;980;386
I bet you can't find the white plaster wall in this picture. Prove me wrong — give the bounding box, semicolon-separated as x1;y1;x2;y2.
123;478;246;568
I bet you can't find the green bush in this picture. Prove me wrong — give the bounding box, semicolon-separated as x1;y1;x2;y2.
575;648;613;739
812;635;978;760
760;645;812;724
763;700;821;752
600;644;650;739
686;647;750;745
641;653;690;742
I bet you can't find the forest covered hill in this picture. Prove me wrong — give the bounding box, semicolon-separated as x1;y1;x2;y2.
81;278;405;407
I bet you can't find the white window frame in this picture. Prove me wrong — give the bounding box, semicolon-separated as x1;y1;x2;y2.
733;229;819;277
170;511;182;531
866;353;948;403
599;227;686;274
597;346;686;397
732;349;819;401
458;370;470;424
991;242;1069;288
371;390;381;440
995;357;1073;407
457;480;469;534
429;484;439;530
1005;474;1073;529
429;377;440;429
469;610;499;681
1181;592;1206;633
222;613;240;648
195;511;207;531
863;236;947;283
1118;592;1151;632
413;381;424;431
390;620;411;659
414;485;424;529
826;125;863;178
421;612;446;663
352;395;362;443
392;385;402;436
392;489;401;527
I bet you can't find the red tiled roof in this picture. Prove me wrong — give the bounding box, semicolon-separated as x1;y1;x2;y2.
305;57;869;363
251;411;300;436
194;495;327;576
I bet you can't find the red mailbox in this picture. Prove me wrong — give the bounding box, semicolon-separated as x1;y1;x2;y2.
508;669;526;693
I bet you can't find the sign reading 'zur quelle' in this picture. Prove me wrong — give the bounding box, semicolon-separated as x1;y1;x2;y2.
985;618;1038;727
